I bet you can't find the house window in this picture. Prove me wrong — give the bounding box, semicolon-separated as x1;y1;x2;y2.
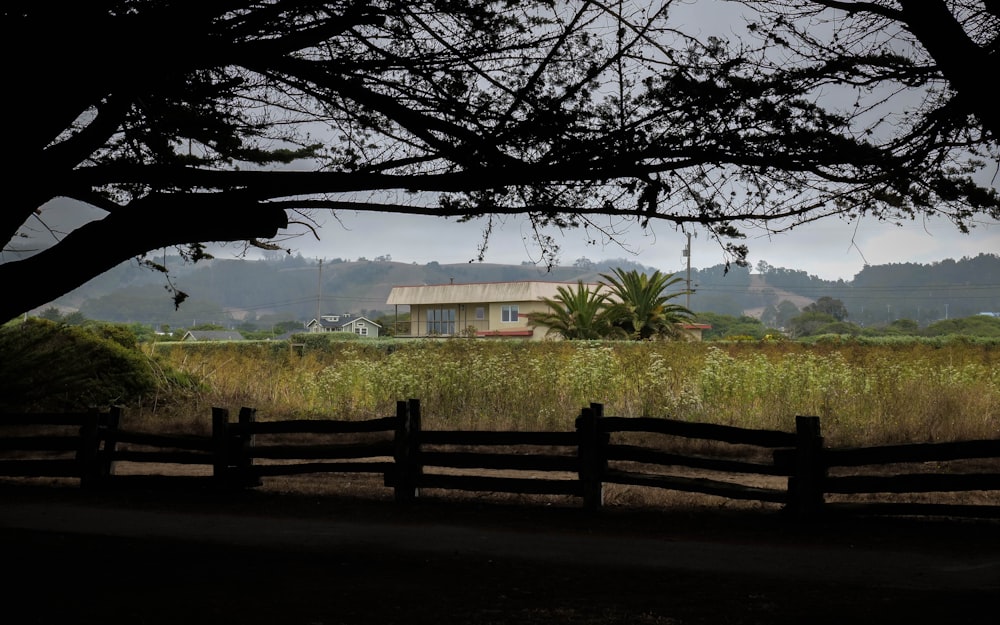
426;308;456;334
355;326;368;336
501;304;519;323
475;306;485;320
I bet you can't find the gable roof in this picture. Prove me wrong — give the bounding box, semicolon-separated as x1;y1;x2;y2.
182;330;244;341
307;317;341;330
308;316;382;329
386;281;602;306
342;316;382;328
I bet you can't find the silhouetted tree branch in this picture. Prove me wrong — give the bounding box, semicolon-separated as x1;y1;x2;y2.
3;1;998;321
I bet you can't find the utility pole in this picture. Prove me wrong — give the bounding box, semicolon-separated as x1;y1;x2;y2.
683;231;692;309
316;259;322;332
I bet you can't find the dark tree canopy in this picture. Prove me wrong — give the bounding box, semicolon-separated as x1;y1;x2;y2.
3;1;998;321
803;296;848;321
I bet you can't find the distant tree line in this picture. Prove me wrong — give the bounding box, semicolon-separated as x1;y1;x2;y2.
25;298;1000;345
697;303;1000;341
35;253;1000;333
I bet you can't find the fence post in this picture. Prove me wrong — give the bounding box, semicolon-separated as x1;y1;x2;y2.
212;407;231;489
237;407;261;488
393;399;422;502
77;409;102;488
392;400;410;502
576;403;606;510
790;415;825;519
98;406;123;481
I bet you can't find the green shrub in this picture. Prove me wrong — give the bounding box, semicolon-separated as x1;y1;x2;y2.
0;318;158;411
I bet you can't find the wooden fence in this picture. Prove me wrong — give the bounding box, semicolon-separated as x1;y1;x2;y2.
818;438;1000;519
220;405;399;491
0;408;121;487
2;401;998;519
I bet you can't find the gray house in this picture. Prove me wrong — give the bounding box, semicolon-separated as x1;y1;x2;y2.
306;314;382;337
181;330;245;341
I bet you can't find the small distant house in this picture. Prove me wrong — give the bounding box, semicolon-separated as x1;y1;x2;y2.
306;314;345;332
181;330;244;342
306;314;382;337
677;323;711;342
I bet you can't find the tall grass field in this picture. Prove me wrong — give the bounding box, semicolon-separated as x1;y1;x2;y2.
150;336;1000;447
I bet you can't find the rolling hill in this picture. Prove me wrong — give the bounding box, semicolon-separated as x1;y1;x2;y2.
40;253;1000;329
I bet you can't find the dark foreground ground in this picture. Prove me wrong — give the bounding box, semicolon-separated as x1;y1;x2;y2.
2;479;999;625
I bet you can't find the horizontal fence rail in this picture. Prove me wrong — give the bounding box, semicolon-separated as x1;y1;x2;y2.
401;428;583;499
2;402;999;520
819;439;1000;519
0;408;120;484
220;406;399;487
111;430;215;463
599;411;800;507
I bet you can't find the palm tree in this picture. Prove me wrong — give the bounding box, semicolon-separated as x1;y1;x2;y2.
599;268;694;340
527;281;615;340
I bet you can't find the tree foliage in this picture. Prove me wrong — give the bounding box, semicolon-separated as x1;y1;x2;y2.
0;319;157;411
526;281;616;340
695;312;771;340
787;311;839;338
4;1;999;322
599;268;695;340
527;270;693;340
924;314;1000;337
803;296;849;321
761;300;802;329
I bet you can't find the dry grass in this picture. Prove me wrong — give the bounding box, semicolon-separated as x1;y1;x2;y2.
148;340;1000;447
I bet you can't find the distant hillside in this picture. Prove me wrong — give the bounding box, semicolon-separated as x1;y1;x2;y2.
46;252;1000;328
743;275;817;319
56;256;637;327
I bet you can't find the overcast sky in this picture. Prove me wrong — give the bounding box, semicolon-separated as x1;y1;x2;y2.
10;168;995;286
11;5;999;286
15;198;999;284
219;209;999;282
230;3;999;284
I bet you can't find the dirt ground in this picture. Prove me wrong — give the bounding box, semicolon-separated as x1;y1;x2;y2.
2;475;999;625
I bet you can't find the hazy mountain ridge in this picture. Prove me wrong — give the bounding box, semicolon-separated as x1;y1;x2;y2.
49;253;1000;328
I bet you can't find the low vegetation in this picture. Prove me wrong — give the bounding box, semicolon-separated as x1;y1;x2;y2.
146;334;1000;447
0;318;160;412
3;319;998;448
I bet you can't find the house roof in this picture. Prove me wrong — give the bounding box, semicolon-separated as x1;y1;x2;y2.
182;330;244;341
386;281;602;306
308;316;382;329
308;318;341;330
340;316;381;328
